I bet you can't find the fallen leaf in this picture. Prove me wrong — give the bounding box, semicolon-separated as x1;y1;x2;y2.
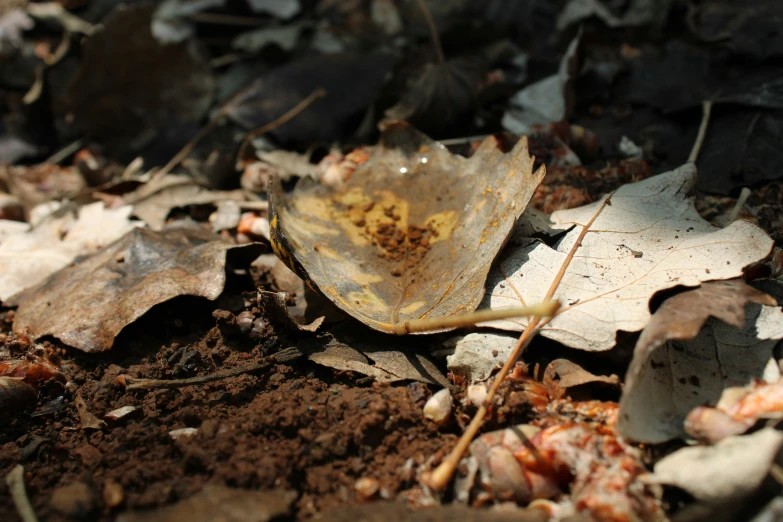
482;163;774;351
385;58;487;132
231;23;306;53
246;0;300;19
0;7;33;54
11;227;266;352
0;202;142;301
270;122;545;334
300;325;450;387
123;175;247;230
502;32;580;136
66;4;214;155
225;53;395;145
116;485;296;522
74;396;106;430
445;332;520;382
543;359;619;389
644;428;783;522
259;291;324;333
618;280;783;443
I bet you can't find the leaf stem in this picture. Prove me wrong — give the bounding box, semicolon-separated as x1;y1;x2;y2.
414;0;446;65
422;195;613;491
688;100;713;163
392;301;560;334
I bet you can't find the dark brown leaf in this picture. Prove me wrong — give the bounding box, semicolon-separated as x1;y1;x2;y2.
12;227;266;352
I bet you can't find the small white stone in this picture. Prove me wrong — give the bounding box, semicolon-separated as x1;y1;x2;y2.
168;427;198;440
467;384;487;408
423;388;452;424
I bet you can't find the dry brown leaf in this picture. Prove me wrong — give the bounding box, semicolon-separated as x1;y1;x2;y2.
259;291;324;333
74;396;106;430
618;280;783;443
543;359;619;389
269;122;545;334
12;227;266;352
124;175;247;230
300;325;449;387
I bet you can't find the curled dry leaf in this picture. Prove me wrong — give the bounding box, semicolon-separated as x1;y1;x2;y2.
0;357;65;385
543;359;619;390
502;32;580;136
618;280;783;443
645;428;783;522
116;486;296;522
12;227;266;352
482;163;774;352
269;122;545;334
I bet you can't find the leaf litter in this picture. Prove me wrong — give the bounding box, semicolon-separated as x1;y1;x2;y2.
3;2;783;522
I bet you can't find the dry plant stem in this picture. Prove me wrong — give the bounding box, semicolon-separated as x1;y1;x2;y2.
392;301;560;334
425;195;613;491
5;465;39;522
414;0;446;65
45;138;83;164
118;347;302;391
236;88;327;161
688;100;713;163
154;118;221;181
728;187;751;223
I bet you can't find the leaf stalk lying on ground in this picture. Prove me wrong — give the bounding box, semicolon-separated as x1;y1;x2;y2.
116;347;303;390
391;301;560;334
423;195;613;491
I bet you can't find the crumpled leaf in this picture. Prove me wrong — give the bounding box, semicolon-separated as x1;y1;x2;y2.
11;227;266;352
644;428;783;522
445;332;520;382
270;122;545;334
67;4;214;155
300;325;449;387
544;359;619;389
482;163;774;351
617;280;783;443
502;33;580;136
2;164;86;211
123;175;247;230
0;202;142;301
116;486;296;522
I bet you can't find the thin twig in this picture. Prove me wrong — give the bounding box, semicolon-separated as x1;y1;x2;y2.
5;465;39;522
392;301;559;334
727;187;751;223
414;0;446;65
45;138;83;164
423;195;613;491
117;347;303;391
688;100;713;163
236;88;327;162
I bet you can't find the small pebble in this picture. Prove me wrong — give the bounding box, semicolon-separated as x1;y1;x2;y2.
102;479;124;508
104;405;138;421
354;477;379;500
169;427;198;440
423;388;452;425
467;384;487;408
